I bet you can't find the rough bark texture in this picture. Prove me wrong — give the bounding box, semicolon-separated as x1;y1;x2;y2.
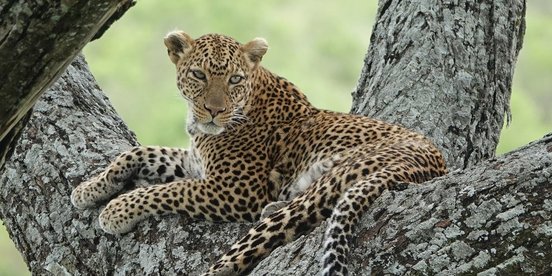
351;0;526;169
0;0;135;168
1;0;544;275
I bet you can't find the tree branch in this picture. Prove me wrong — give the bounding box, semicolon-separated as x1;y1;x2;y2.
0;0;135;169
351;0;526;169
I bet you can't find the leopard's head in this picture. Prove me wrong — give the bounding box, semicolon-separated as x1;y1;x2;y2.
164;31;268;135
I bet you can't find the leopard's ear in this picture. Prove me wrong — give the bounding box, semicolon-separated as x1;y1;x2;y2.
241;37;268;68
164;31;194;65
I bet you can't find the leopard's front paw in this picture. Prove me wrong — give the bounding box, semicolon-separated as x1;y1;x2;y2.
98;192;148;234
71;176;107;209
260;201;289;220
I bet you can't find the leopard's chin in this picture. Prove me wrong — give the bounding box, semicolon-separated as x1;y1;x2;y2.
198;122;225;135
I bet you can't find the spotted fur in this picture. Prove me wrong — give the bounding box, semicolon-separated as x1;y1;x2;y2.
71;32;447;275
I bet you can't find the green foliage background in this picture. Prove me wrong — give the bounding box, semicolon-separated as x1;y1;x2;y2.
1;1;550;274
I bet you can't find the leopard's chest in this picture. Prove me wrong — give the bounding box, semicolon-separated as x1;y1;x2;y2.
191;125;274;178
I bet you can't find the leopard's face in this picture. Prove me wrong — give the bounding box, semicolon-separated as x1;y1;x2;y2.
164;32;268;135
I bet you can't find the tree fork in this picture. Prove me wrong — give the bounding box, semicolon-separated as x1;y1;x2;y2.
0;0;541;274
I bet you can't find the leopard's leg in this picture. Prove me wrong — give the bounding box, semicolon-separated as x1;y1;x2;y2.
286;153;343;199
321;169;402;276
321;145;447;275
205;143;446;275
98;177;269;234
71;146;195;209
259;200;288;220
261;154;342;220
203;155;383;276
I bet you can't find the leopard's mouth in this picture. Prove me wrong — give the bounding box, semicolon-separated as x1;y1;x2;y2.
198;121;225;135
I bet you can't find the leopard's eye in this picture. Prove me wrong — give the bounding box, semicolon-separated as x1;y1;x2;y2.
229;75;244;85
191;70;206;80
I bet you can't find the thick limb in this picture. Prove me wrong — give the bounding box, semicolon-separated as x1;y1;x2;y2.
204;162;365;275
71;146;195;209
205;142;446;275
322;157;447;275
260;154;343;220
321;172;397;276
98;177;267;234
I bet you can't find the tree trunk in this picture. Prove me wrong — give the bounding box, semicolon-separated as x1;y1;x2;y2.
1;0;545;275
0;0;135;169
351;0;526;170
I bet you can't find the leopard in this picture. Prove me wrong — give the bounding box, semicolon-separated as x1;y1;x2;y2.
70;31;448;275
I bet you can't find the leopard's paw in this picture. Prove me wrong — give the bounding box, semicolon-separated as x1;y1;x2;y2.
98;192;147;234
71;176;107;209
260;200;289;220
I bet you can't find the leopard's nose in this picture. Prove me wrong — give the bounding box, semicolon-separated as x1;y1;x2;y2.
204;104;226;117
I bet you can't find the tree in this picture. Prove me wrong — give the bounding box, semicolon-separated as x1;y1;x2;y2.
0;0;135;168
2;0;549;275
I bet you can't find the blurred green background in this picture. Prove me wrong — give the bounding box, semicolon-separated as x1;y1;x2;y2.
2;1;551;274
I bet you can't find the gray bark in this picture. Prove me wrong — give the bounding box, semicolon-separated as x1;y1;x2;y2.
351;0;526;169
0;0;135;168
1;0;544;275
